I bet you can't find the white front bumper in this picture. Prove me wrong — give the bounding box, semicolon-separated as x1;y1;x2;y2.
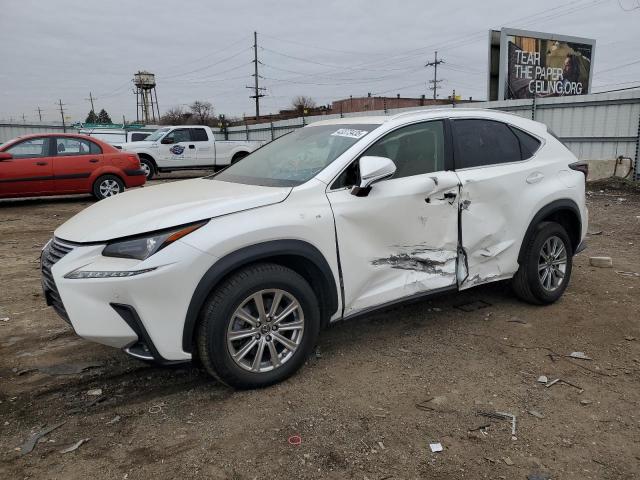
48;239;217;361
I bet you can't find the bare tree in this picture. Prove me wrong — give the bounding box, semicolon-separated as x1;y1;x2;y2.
291;95;316;111
160;107;192;125
189;101;214;124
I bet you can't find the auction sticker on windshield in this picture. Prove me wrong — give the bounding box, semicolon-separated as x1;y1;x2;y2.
331;128;368;139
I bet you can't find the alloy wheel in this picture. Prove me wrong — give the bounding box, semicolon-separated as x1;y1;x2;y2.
226;289;305;373
538;235;567;292
99;179;121;197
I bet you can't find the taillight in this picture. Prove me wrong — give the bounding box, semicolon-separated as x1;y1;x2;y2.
569;161;588;179
127;154;140;166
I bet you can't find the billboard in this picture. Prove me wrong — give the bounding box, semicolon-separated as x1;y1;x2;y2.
488;29;596;101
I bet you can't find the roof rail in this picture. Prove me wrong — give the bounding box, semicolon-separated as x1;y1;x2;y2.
388;106;528;122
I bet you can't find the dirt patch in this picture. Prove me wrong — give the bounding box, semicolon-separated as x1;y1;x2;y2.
1;182;639;479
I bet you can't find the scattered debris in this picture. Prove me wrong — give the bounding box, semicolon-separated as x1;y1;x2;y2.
148;403;165;414
86;388;103;396
454;300;492;312
588;230;603;235
537;375;548;384
560;379;584;393
288;435;302;446
589;257;612;268
429;442;443;453
545;378;560;388
106;415;121;425
415;397;435;411
60;438;89;454
507;318;527;324
377;441;386;450
503;456;514;466
398;348;411;353
528;410;545;419
477;411;516;439
0;317;9;322
616;270;640;277
19;421;66;455
580;399;593;406
569;351;592;361
625;336;636;341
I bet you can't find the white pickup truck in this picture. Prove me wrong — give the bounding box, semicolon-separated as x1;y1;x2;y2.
119;125;263;180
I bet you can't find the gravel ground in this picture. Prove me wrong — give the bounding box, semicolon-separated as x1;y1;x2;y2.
0;177;639;479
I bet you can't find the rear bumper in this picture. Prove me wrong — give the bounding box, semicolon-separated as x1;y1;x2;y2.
123;169;146;187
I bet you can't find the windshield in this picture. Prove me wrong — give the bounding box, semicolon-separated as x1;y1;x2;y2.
214;124;377;187
145;127;170;142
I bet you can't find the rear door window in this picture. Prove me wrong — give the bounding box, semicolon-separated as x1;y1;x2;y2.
452;119;521;168
55;138;101;156
190;128;209;142
510;126;541;160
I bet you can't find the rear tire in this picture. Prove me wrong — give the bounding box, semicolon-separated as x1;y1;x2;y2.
197;263;320;389
512;221;573;305
139;158;155;180
93;174;124;200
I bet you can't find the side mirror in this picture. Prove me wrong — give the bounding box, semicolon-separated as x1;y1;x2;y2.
160;136;174;145
351;156;396;197
0;152;13;161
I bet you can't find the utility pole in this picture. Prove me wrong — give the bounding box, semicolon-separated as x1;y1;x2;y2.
22;113;26;124
85;92;96;112
58;99;67;132
35;106;42;122
246;31;266;121
425;51;445;100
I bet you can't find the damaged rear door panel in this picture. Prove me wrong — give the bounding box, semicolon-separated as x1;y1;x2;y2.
452;118;549;289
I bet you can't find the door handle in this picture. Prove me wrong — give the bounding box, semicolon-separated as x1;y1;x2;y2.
188;144;195;149
526;171;544;184
443;192;457;199
89;159;99;163
36;161;48;166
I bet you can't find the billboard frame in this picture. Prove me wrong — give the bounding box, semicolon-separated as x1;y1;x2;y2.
489;28;596;101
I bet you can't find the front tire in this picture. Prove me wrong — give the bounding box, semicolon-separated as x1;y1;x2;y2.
139;158;155;180
197;263;320;389
512;221;573;305
93;174;124;200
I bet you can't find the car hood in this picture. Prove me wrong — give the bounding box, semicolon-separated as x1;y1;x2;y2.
55;178;291;243
120;141;155;150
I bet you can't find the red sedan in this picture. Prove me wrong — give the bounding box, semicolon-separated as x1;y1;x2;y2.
0;133;146;200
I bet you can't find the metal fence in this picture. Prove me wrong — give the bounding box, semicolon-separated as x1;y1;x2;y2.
2;90;639;180
217;90;640;180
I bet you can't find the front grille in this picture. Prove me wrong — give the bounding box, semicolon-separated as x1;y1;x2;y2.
41;237;76;322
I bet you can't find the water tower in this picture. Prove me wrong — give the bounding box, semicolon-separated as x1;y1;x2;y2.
133;71;160;124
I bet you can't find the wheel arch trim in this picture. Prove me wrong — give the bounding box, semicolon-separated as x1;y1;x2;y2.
181;239;339;353
517;198;582;264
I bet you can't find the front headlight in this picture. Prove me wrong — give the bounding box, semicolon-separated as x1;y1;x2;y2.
102;221;207;260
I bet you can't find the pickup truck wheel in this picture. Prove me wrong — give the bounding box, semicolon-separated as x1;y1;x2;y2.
197;263;320;389
93;175;124;200
139;158;154;180
512;221;573;305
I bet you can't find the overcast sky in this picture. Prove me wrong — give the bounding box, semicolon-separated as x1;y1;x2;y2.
1;0;639;123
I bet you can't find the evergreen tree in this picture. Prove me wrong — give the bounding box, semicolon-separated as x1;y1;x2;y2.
85;110;98;123
97;109;112;124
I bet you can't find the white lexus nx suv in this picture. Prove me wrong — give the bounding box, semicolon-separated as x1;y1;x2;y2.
41;109;588;388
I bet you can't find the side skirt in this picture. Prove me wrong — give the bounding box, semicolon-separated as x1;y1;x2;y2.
337;285;458;324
